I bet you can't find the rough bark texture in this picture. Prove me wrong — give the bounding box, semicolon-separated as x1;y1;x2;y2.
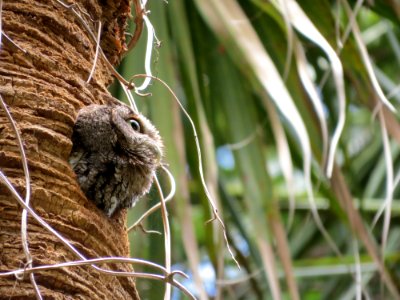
0;0;140;298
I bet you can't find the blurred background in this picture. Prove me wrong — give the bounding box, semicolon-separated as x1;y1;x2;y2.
111;1;400;299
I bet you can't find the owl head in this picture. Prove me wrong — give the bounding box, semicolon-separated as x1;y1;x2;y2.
72;103;163;171
70;103;164;216
111;105;163;169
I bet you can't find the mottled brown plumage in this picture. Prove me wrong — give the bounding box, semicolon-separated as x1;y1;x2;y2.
69;104;163;216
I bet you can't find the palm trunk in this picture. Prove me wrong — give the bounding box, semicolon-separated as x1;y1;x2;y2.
0;0;139;298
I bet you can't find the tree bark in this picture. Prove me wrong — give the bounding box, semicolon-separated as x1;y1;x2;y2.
0;0;140;298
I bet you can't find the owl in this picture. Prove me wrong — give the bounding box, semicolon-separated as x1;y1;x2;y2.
69;104;163;216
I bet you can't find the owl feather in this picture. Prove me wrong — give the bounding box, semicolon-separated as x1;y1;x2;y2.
69;104;163;216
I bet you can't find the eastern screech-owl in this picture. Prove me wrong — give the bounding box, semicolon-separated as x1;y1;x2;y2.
69;104;163;216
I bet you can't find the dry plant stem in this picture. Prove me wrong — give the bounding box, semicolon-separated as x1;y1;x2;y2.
2;32;27;53
344;2;396;240
56;0;151;92
376;108;393;255
341;0;395;112
0;257;186;278
0;96;41;299
120;81;139;112
0;173;195;299
130;74;241;269
86;21;102;83
330;167;400;299
126;0;145;52
55;0;133;87
135;15;159;91
379;105;400;145
154;177;172;300
264;98;296;231
136;223;162;235
277;0;294;81
128;165;176;233
268;208;300;300
318;0;364;89
293;39;329;173
255;236;282;300
220;231;263;297
0;258;194;299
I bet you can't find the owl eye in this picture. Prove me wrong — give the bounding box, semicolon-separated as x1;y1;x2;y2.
129;119;141;132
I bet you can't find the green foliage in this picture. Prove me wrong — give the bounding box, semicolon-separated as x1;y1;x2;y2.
118;1;400;299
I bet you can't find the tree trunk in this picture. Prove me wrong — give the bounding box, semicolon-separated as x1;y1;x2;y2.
0;0;140;298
